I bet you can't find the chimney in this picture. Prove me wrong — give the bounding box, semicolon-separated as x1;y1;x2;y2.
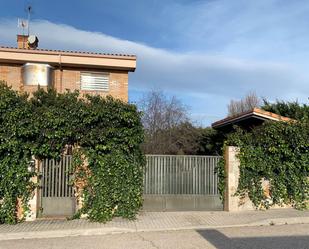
17;35;29;49
17;35;39;49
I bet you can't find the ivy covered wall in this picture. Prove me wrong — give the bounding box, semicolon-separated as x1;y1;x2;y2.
0;82;145;224
217;120;309;209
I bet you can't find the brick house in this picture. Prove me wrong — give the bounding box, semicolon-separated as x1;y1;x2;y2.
0;35;136;101
0;35;137;220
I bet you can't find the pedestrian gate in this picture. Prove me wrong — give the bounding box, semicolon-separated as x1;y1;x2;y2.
40;156;75;217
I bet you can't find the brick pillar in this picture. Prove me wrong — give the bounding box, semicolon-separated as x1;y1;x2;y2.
224;146;254;211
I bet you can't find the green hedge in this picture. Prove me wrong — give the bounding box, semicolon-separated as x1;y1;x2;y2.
0;82;144;224
218;120;309;209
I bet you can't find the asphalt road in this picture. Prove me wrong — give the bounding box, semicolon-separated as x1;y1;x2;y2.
1;223;308;249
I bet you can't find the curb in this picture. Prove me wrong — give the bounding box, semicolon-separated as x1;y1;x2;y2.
0;216;308;241
247;216;309;227
0;227;135;241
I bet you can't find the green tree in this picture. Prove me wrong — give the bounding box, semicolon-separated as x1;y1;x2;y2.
262;99;309;120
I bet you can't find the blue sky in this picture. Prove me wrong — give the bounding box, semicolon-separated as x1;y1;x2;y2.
0;0;308;126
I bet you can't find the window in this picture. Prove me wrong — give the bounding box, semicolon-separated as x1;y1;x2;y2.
80;72;109;91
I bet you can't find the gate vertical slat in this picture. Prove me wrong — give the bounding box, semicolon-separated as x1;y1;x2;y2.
144;156;147;194
206;158;210;195
41;160;44;197
210;157;212;194
64;156;68;197
58;160;61;197
162;156;165;195
150;156;153;194
147;156;150;194
55;159;58;197
154;156;156;194
203;157;206;194
211;157;215;195
208;157;211;195
187;157;189;194
61;157;65;197
149;156;152;194
145;156;148;194
49;159;52;197
68;156;72;197
42;160;45;197
182;157;185;194
160;156;163;195
149;156;151;194
53;159;56;197
175;157;178;194
48;159;52;197
159;156;162;195
153;156;155;194
189;156;192;194
180;157;183;194
150;157;156;194
215;157;218;195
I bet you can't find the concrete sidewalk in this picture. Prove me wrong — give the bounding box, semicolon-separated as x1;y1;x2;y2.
0;209;308;241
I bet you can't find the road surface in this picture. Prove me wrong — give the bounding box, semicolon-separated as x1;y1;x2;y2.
1;223;308;249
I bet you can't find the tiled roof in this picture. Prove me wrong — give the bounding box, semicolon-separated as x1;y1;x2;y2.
0;46;136;59
212;108;294;128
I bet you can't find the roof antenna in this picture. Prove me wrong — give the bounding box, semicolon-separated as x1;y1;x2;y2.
27;5;32;36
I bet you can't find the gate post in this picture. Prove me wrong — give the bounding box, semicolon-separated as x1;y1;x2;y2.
224;146;254;211
25;159;40;221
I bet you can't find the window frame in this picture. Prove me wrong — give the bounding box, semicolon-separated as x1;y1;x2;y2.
80;71;110;92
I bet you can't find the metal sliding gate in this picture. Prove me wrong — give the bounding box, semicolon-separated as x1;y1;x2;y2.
143;155;223;211
40;156;75;217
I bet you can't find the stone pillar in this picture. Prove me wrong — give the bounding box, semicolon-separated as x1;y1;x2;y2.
224;146;254;211
25;159;39;221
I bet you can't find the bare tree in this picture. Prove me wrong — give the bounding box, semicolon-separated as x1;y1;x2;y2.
228;92;261;116
140;90;188;131
139;90;200;154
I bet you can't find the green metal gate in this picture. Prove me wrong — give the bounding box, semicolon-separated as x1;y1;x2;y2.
40;156;75;217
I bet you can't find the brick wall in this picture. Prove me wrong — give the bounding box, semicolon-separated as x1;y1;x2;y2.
0;64;129;102
0;64;22;91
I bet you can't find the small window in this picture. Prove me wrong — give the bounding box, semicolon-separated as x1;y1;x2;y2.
80;72;109;91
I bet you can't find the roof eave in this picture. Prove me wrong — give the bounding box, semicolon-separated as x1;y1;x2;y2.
212;108;293;129
0;47;137;72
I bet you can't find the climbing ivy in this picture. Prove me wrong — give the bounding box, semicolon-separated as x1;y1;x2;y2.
72;95;145;221
0;82;145;224
0;83;35;223
218;120;309;209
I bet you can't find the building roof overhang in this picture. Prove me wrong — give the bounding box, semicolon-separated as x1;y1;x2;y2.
212;108;293;130
0;47;136;72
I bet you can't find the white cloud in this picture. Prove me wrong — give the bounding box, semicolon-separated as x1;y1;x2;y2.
0;18;308;125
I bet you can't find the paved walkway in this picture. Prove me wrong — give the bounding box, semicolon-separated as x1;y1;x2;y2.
0;209;308;240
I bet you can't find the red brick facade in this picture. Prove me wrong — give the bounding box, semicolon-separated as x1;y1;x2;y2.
0;64;129;102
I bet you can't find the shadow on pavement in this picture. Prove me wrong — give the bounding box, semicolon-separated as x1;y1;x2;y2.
196;229;309;249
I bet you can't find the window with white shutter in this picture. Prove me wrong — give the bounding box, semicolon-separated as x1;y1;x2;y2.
80;72;109;91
